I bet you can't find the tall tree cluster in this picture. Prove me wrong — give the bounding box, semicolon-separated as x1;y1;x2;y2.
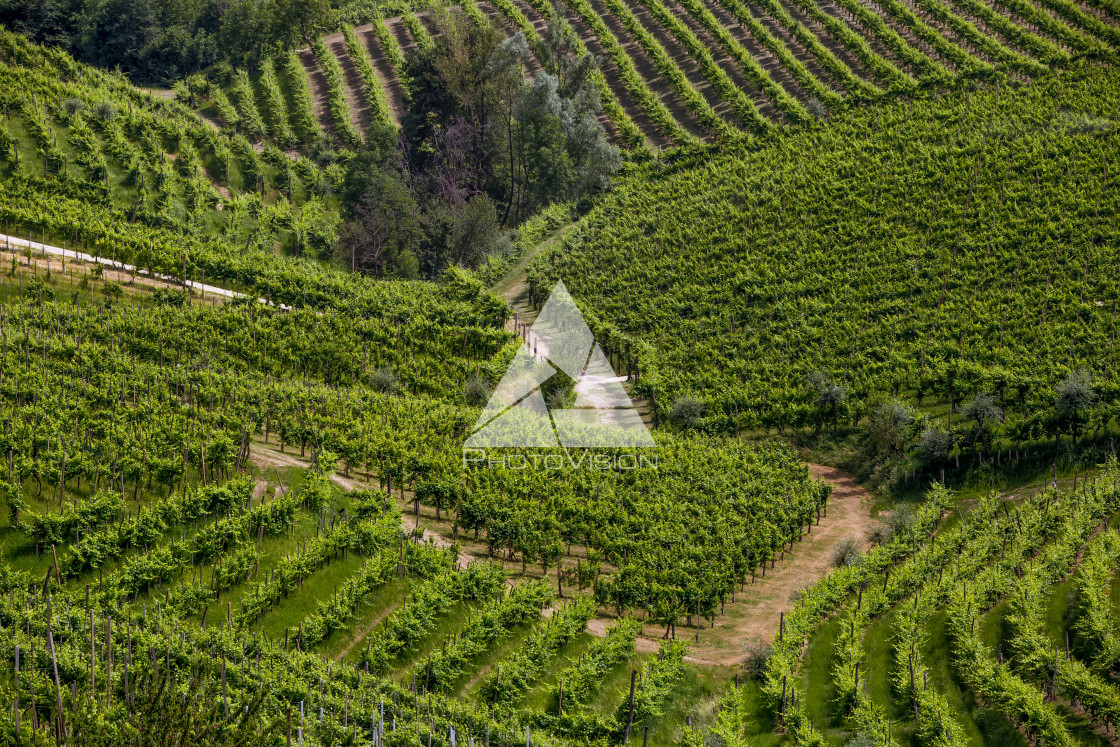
0;0;336;83
336;6;620;279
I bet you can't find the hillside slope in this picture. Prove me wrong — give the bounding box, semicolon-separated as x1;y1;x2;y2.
527;65;1120;465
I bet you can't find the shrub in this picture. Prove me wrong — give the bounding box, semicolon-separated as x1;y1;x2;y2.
464;375;492;407
866;522;893;547
93;101;114;122
917;426;951;464
884;503;917;537
670;396;704;429
831;536;863;568
370;367;400;394
742;639;772;680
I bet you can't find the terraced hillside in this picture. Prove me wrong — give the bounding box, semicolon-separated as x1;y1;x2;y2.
185;0;1117;152
0;0;1119;743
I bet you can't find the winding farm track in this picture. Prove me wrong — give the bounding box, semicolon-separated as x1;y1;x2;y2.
586;464;876;665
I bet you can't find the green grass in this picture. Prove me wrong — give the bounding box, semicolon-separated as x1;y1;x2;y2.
922;611;1027;747
801;617;848;744
1055;703;1114;746
1112;541;1120;622
726;678;783;746
519;631;600;713
641;663;728;747
455;617;542;699
1041;577;1076;642
249;550;367;639
395;602;474;675
863;608;911;723
588;649;645;721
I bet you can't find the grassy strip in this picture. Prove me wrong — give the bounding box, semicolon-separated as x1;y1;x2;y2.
0;585;564;745
107;490;303;601
342;25;394;128
61;479;254;577
234;506;400;628
207;82;241;130
554;616;641;708
616;639;689;725
419;580;554;692
758;486;953;744
946;466;1120;746
281;49;321;143
479;596;596;703
1073;529;1120;674
600;0;746;138
888;497;1013;747
302;541;453;647
361;562;508;673
1008;558;1120;733
828;496;1004;745
560;0;701;145
310;36;363;148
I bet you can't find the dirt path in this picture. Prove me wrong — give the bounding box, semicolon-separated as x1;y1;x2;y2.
493;223;575;313
247;415;876;668
586;464;877;667
403;514;475;568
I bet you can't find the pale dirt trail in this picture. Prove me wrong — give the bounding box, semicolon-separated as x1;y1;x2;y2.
586;464;878;667
248;423;878;667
